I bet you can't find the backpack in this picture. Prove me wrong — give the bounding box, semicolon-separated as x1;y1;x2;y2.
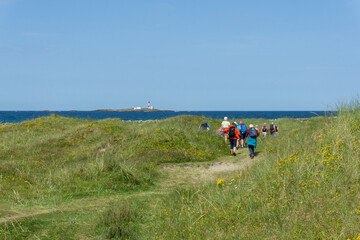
262;127;267;132
217;128;223;136
201;122;208;129
249;128;257;138
270;124;275;132
228;126;236;138
240;123;247;134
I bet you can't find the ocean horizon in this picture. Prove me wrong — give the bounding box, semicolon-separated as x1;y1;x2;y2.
0;110;333;123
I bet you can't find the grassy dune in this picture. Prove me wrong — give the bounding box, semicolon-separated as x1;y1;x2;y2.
0;115;224;203
0;105;359;239
146;105;360;239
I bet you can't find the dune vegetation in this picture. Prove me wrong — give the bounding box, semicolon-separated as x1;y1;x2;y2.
0;102;359;239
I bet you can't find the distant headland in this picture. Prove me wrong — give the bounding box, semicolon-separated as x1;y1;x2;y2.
92;100;173;112
92;108;174;112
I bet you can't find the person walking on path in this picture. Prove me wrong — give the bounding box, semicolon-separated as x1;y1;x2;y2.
239;121;247;148
199;120;210;131
227;123;240;156
233;121;241;149
245;124;259;159
261;123;268;137
221;117;231;143
270;122;276;136
275;124;279;135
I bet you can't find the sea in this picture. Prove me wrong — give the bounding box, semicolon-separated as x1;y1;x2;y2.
0;111;331;123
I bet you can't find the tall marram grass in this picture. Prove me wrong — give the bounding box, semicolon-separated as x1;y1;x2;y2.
1;106;360;239
0;115;225;206
97;201;139;239
145;105;360;239
0;114;227;238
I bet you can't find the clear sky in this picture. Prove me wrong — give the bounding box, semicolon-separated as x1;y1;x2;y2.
0;0;359;111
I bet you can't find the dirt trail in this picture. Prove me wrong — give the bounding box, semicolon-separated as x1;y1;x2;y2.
0;154;258;224
159;155;255;189
0;191;164;224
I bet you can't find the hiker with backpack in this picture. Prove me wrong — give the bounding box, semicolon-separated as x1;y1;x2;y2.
245;124;259;159
270;122;276;136
255;125;260;135
199;120;210;131
275;124;279;135
239;121;247;148
226;122;240;156
221;117;231;143
261;123;268;137
234;121;241;149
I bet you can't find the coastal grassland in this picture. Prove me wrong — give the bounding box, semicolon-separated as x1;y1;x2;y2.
0;115;224;207
143;107;360;239
0;115;319;239
1;109;359;239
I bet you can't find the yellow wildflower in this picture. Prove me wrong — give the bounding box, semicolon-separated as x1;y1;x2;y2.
217;179;224;185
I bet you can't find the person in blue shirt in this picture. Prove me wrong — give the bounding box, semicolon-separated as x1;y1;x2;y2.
239;121;248;148
199;120;210;131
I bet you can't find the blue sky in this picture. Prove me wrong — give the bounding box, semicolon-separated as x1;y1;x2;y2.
0;0;359;111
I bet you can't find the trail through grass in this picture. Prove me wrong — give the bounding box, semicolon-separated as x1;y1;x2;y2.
0;152;257;225
1;106;359;239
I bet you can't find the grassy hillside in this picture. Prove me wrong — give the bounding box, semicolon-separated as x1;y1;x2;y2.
0;106;359;239
144;105;360;239
0;115;225;204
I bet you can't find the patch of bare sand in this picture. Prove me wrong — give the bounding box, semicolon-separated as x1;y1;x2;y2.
160;156;257;187
207;159;253;172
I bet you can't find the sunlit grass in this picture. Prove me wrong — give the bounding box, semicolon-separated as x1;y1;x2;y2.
145;105;359;239
1;105;359;239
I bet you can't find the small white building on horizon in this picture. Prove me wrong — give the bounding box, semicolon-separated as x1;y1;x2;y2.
133;101;154;110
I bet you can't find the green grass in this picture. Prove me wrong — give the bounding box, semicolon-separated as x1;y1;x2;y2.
0;115;224;206
0;106;359;239
143;108;360;239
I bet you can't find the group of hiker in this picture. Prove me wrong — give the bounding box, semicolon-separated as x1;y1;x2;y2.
199;117;280;159
260;122;279;137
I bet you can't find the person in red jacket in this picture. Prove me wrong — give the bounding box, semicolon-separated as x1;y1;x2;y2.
226;123;240;156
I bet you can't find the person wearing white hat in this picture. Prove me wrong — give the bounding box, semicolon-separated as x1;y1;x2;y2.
221;116;230;143
245;124;259;159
